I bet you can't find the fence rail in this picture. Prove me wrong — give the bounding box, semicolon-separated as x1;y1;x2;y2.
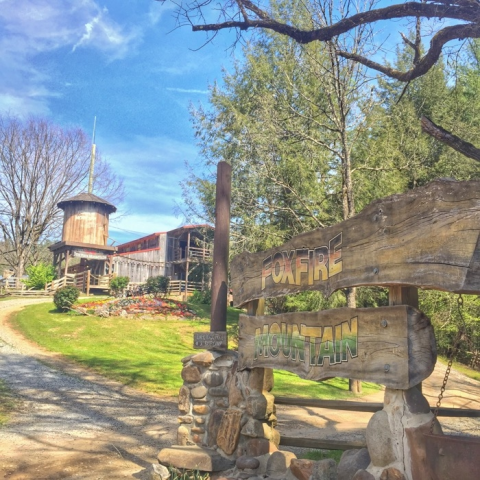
168;280;204;294
174;247;212;261
125;280;207;296
275;395;480;450
275;396;480;417
279;436;366;450
0;277;50;296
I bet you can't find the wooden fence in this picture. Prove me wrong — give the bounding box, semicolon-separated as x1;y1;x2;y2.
276;396;480;450
0;277;46;296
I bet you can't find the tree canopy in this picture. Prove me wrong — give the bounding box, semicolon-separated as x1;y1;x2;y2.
162;0;480;159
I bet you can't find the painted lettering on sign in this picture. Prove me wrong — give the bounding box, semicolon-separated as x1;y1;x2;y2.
253;316;358;366
261;232;343;290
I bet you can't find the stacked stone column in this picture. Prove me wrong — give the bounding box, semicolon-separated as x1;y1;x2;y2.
351;387;442;480
177;350;279;459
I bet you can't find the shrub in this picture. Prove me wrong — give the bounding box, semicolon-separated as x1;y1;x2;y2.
190;289;212;305
146;276;170;296
110;276;130;296
53;286;80;312
22;262;55;290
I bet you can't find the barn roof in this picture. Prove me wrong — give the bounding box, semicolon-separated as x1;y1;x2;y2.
57;193;117;213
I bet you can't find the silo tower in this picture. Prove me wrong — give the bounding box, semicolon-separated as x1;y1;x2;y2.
49;193;117;281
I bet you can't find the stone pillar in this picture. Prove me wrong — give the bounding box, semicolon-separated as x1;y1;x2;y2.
177;350;279;459
354;387;442;480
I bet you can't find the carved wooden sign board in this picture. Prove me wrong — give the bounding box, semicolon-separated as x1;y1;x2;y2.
231;180;480;307
232;180;480;388
238;306;436;389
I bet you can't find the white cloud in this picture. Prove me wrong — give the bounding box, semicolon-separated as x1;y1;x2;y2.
71;6;140;59
148;1;176;26
0;93;51;117
0;0;142;116
104;133;194;243
100;133;197;216
166;87;209;94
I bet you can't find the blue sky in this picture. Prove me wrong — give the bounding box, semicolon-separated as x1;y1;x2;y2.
0;0;237;245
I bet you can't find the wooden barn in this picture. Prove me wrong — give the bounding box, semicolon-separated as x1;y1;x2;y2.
112;225;212;291
49;193;117;283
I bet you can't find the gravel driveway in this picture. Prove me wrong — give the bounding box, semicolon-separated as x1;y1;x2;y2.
0;298;177;480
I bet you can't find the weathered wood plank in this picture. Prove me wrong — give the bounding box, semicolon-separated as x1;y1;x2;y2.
238;305;436;389
231;180;480;306
279;436;366;450
274;397;480;417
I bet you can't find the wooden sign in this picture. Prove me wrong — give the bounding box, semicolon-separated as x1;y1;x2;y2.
238;305;436;389
194;331;228;350
231;180;480;306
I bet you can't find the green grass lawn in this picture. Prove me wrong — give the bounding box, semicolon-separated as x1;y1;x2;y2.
10;301;381;398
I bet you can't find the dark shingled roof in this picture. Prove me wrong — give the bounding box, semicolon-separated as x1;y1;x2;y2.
57;193;117;213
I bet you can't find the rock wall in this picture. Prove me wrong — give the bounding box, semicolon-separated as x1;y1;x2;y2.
168;351;441;480
177;350;279;459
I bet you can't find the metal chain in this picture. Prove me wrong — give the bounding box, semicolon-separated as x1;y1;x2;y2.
430;294;465;433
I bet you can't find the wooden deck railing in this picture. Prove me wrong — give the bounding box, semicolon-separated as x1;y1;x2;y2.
174;247;212;261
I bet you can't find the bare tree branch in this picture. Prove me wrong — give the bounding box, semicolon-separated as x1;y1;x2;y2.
162;1;480;81
421;115;480;162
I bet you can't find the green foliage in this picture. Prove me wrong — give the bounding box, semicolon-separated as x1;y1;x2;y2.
53;286;80;312
420;291;480;368
190;289;212;305
22;262;55;290
146;275;170;296
168;467;209;480
300;449;343;462
110;276;129;295
357;42;480;209
356;287;389;308
186;20;375;257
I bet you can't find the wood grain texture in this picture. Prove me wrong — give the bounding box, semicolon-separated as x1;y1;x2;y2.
238;306;436;389
62;203;110;246
231;180;480;306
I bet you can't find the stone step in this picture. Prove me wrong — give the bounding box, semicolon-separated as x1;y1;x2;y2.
158;446;235;472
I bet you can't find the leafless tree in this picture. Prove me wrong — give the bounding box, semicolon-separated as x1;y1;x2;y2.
160;0;480;159
0;115;124;278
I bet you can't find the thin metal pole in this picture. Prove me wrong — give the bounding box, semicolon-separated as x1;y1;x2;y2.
88;116;97;194
184;230;190;302
210;161;232;332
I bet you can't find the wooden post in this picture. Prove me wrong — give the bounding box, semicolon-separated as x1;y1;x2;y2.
86;269;91;296
210;161;232;332
184;230;191;302
246;298;265;317
389;286;421;392
64;250;70;276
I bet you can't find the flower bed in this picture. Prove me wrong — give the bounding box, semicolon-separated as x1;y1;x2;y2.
75;296;197;319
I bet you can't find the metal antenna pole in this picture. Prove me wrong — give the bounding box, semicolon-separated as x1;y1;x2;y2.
88;116;97;194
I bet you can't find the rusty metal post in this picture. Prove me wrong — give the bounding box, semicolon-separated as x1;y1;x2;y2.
210;161;232;332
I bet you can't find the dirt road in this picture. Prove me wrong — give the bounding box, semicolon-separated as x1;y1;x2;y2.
0;299;177;480
1;298;479;479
